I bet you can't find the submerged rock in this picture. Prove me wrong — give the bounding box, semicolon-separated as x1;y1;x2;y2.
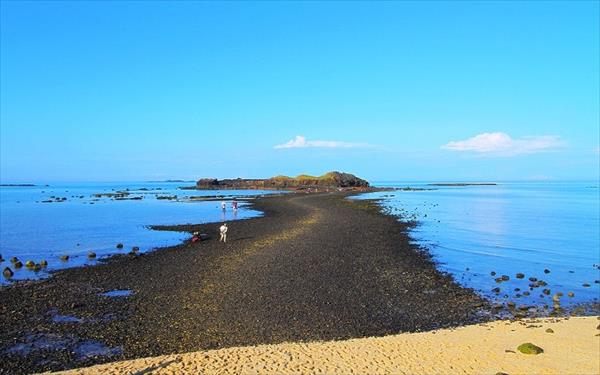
40;260;48;267
490;271;496;276
544;269;550;274
516;273;525;279
33;263;42;272
517;343;544;355
87;252;96;259
567;292;574;297
14;261;23;269
116;243;124;249
3;267;13;278
60;255;69;262
501;275;510;281
10;257;18;264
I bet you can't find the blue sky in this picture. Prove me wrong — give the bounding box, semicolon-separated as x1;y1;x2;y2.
1;1;598;182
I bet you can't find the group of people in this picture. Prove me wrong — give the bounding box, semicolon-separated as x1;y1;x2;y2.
192;199;237;244
220;198;238;211
193;223;228;243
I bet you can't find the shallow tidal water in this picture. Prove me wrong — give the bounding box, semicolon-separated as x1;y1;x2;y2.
356;181;600;310
0;182;282;284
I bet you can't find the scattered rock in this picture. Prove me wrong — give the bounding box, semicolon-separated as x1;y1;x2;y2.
33;263;42;272
582;283;591;287
14;261;23;269
507;301;516;309
60;255;69;262
544;269;550;274
116;243;124;249
523;291;530;296
131;246;140;252
501;275;510;281
516;273;525;279
517;343;544;355
40;260;48;267
545;328;554;333
542;289;551;295
87;252;96;259
567;292;574;297
490;271;496;276
492;287;501;293
25;260;35;269
3;267;13;278
10;257;18;264
528;277;538;282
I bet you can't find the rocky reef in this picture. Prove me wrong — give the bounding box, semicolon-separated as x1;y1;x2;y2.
190;171;370;191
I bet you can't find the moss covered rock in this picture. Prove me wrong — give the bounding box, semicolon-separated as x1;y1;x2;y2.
14;260;23;269
517;343;544;355
25;260;35;269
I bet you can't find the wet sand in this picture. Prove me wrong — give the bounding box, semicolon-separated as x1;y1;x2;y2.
3;193;490;373
55;316;600;375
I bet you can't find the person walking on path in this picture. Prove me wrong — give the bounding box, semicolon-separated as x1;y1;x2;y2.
219;223;228;243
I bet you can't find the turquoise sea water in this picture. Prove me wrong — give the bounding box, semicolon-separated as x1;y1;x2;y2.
0;182;280;285
355;182;600;309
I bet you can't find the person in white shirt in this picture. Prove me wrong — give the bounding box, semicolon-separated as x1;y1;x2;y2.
219;223;228;243
221;201;226;210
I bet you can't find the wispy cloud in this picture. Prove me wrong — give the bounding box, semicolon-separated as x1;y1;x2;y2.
442;132;564;157
274;135;371;149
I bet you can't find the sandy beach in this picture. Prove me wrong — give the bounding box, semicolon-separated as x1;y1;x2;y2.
55;316;600;375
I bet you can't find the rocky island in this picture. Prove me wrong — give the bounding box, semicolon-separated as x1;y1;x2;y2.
187;171;371;192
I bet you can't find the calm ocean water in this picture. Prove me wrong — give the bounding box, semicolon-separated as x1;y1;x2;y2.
355;182;600;309
0;182;281;285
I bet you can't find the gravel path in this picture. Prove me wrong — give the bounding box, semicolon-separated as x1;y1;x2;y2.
1;193;488;374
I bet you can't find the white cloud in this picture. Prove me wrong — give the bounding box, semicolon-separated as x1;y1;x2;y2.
442;132;564;157
274;135;370;149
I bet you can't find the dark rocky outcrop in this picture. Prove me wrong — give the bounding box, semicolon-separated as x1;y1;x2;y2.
190;171;370;191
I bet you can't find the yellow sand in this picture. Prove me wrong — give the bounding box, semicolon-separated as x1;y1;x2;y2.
55;316;599;375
